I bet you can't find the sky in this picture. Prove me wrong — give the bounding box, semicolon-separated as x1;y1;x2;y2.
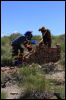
1;1;65;37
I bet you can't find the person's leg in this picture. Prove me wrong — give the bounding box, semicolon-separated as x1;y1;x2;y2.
48;40;51;47
18;45;24;59
19;45;24;53
12;45;18;57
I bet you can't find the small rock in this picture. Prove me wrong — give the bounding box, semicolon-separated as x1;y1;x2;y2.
10;92;18;95
1;83;6;88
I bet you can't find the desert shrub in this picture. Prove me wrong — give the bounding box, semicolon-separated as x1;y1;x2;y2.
1;36;9;46
1;42;12;66
53;85;65;99
60;43;65;52
1;72;6;84
15;64;54;99
1;72;9;85
9;33;21;41
1;47;6;55
52;35;65;52
59;52;65;67
32;35;41;41
45;78;65;99
13;64;52;93
1;56;12;66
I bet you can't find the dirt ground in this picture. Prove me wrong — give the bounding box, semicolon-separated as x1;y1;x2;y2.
1;63;65;99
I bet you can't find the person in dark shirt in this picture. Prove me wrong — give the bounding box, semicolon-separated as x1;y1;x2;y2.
11;31;33;57
39;27;52;47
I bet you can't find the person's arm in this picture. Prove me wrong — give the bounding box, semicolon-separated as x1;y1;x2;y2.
24;43;32;51
39;39;44;44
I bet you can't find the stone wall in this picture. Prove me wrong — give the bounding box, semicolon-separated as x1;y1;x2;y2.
23;44;61;65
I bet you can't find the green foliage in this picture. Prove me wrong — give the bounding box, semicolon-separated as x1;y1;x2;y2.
1;47;6;55
1;36;9;46
45;78;65;99
53;86;65;99
9;33;21;41
32;35;41;41
1;56;12;66
1;72;9;84
1;41;12;66
59;52;65;67
60;43;65;52
52;34;65;52
12;64;47;91
1;91;7;99
50;84;65;99
11;64;65;99
1;72;6;83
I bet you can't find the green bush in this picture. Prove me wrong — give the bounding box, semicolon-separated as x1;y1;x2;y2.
1;72;9;84
60;43;65;52
1;56;12;66
52;35;65;52
9;33;21;41
1;36;9;46
13;64;51;92
1;72;6;84
59;52;65;67
32;35;41;41
53;85;65;99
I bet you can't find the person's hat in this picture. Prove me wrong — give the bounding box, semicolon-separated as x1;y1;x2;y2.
24;31;33;40
24;31;32;35
38;27;47;31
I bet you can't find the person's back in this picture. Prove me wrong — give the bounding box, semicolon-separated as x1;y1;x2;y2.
11;31;39;65
11;36;26;46
43;29;51;47
11;31;33;57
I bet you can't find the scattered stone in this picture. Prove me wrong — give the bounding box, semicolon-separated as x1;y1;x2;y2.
19;90;57;99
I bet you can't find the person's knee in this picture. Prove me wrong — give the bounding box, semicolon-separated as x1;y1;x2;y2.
48;41;51;47
12;46;18;56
